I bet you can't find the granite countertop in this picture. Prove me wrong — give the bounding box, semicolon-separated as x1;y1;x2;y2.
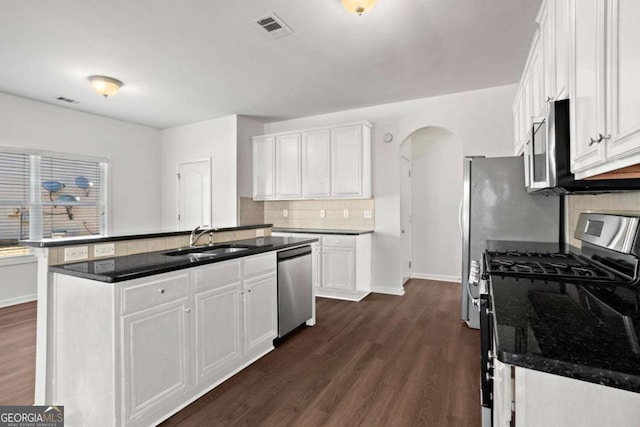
20;224;273;248
491;275;640;393
49;236;316;283
272;227;373;235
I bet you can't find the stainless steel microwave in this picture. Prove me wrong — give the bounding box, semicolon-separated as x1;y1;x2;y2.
524;99;640;195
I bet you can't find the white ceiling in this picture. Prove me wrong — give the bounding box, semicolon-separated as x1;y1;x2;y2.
0;0;541;129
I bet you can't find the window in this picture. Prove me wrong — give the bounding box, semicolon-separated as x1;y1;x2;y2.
0;148;108;256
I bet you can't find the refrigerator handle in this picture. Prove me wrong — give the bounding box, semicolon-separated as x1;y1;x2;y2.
458;197;464;238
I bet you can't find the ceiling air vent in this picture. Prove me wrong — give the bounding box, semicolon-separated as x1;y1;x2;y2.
55;96;78;104
255;13;292;39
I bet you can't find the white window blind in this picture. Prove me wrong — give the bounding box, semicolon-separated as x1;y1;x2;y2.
0;148;108;256
0;151;30;253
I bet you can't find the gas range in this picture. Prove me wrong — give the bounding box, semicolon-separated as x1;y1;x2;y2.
484;213;640;286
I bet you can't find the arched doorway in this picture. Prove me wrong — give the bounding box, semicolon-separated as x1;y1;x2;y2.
399;126;463;285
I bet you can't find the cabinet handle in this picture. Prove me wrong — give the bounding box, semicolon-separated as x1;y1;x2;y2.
184;308;191;313
158;288;165;294
598;133;611;141
545;95;554;102
588;136;600;146
248;289;252;293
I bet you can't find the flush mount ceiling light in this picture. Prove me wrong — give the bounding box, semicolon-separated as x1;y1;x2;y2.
88;75;123;98
341;0;377;15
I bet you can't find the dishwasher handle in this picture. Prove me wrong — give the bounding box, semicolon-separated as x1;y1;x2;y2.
277;245;312;261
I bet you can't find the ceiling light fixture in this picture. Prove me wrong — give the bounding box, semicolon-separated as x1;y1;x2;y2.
341;0;377;15
88;75;123;98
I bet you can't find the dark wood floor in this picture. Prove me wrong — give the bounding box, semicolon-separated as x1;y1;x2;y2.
0;280;481;426
0;300;36;405
163;279;480;426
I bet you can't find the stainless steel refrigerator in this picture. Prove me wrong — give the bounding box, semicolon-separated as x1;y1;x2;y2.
461;156;560;329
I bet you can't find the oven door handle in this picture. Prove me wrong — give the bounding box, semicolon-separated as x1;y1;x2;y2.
480;294;494;409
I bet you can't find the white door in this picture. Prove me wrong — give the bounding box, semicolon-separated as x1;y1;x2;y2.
322;247;355;291
244;272;277;353
302;129;331;198
122;299;189;424
570;0;607;172
604;0;640;160
178;159;211;229
400;156;412;285
331;125;362;198
275;133;302;198
194;283;242;385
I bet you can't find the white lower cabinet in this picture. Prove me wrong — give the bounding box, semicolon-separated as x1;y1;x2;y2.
273;232;371;301
493;363;640;427
51;252;277;427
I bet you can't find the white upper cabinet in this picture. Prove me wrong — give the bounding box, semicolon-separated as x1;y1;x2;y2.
253;122;371;200
529;33;544;119
275;133;302;199
302;129;331;198
331;125;365;198
252;136;276;200
603;0;640;161
570;0;607;173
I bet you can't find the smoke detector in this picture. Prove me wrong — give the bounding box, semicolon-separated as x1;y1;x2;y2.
255;13;292;39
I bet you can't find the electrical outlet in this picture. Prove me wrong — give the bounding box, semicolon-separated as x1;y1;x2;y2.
64;246;88;262
94;243;115;258
320;209;326;218
343;209;349;218
283;209;289;218
364;210;373;219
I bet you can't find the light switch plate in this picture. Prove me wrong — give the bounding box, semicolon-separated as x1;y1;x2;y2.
364;210;373;219
94;243;115;258
320;209;326;218
283;209;289;218
64;246;88;262
343;209;349;218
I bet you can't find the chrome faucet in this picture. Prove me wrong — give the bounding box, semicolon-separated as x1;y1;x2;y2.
189;225;218;247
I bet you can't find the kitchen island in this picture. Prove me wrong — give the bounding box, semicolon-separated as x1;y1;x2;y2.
23;229;316;426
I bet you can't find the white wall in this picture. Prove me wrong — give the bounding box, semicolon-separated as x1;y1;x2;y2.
160;115;238;230
0;92;162;234
0;257;37;307
408;127;463;282
236;116;265;199
255;84;517;294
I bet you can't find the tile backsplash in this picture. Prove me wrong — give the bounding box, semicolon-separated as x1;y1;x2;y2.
567;192;640;247
239;197;375;230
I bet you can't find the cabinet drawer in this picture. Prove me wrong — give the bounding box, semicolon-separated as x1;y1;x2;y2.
322;235;355;248
194;260;241;292
121;273;189;315
243;252;276;278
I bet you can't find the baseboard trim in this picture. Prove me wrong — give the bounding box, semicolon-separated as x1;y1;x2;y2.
411;273;461;283
371;286;405;296
0;293;37;308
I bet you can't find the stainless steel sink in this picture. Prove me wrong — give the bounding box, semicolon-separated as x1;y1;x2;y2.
164;244;253;257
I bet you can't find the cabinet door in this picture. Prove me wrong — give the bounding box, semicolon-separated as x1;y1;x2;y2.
302;129;331;198
275;133;302;199
570;0;607;173
513;91;524;155
244;272;277;353
539;2;555;103
194;283;242;385
529;34;544;118
604;0;640;160
322;247;355;291
331;125;363;198
122;299;190;424
253;136;276;200
554;0;571;99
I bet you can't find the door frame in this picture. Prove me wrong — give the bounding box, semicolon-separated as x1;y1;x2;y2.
400;155;412;284
177;158;212;230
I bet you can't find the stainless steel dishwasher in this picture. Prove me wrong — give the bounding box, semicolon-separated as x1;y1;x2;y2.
276;245;313;340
